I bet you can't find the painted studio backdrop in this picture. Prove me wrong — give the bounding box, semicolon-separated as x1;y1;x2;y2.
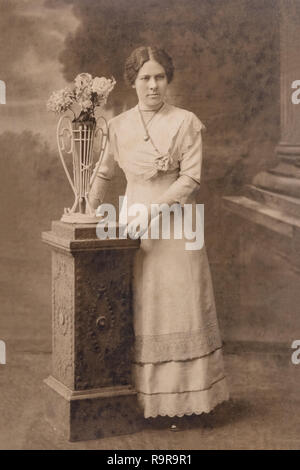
2;0;300;449
0;0;280;345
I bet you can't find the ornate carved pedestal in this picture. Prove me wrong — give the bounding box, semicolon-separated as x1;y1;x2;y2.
42;221;141;441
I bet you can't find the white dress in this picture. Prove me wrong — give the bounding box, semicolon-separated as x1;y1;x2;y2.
94;102;230;418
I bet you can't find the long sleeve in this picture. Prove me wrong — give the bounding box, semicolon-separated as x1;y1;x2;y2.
153;112;205;207
89;120;119;205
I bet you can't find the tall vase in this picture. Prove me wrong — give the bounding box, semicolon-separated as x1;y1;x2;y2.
57;115;108;223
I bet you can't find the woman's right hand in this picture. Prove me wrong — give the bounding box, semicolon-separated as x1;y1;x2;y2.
88;175;109;210
88;193;101;211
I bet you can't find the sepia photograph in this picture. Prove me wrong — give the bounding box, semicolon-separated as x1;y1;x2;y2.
0;0;300;451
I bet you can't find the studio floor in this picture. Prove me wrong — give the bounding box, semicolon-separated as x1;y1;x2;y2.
0;341;299;450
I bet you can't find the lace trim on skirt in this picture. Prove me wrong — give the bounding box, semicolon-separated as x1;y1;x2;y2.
136;376;230;418
134;323;222;363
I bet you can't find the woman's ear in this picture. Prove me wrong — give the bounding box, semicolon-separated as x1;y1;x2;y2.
132;84;136;89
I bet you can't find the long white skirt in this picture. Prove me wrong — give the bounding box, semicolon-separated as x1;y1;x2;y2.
132;227;229;418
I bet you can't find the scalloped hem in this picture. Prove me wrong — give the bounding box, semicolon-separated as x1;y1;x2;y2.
137;376;230;419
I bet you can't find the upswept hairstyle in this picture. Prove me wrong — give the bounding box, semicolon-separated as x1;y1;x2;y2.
124;46;174;86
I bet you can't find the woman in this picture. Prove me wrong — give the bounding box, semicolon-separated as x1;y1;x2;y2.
90;46;229;427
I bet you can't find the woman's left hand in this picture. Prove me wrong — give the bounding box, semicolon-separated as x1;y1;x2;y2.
126;205;152;240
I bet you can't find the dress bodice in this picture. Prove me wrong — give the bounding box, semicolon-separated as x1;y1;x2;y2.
94;102;206;207
105;103;204;179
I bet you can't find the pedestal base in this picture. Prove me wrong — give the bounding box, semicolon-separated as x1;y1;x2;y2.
44;376;143;441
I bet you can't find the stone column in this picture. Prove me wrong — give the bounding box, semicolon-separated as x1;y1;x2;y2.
221;0;300;344
224;0;300;242
251;0;300;204
42;221;141;441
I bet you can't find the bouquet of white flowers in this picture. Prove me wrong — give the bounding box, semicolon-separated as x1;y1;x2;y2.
47;73;116;122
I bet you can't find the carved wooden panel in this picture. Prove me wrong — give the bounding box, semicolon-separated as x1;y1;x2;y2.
74;250;135;390
52;251;75;388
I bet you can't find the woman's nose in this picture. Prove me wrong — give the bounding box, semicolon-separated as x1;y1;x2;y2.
149;78;157;89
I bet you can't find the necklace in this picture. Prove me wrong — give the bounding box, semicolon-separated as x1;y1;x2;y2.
138;102;165;141
137;102;173;174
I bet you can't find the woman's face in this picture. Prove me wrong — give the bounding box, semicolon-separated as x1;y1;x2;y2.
133;59;168;109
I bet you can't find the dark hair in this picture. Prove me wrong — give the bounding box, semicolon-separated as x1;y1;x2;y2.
124;46;174;86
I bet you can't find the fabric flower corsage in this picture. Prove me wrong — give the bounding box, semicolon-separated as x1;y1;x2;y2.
154;153;173;172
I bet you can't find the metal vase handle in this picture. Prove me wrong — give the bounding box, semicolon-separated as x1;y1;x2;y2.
89;116;108;190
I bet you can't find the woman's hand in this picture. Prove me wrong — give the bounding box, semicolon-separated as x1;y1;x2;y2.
88;175;108;210
126;205;152;240
88;182;100;210
88;171;114;212
88;193;101;211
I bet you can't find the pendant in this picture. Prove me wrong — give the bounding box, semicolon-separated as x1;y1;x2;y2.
144;135;149;141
